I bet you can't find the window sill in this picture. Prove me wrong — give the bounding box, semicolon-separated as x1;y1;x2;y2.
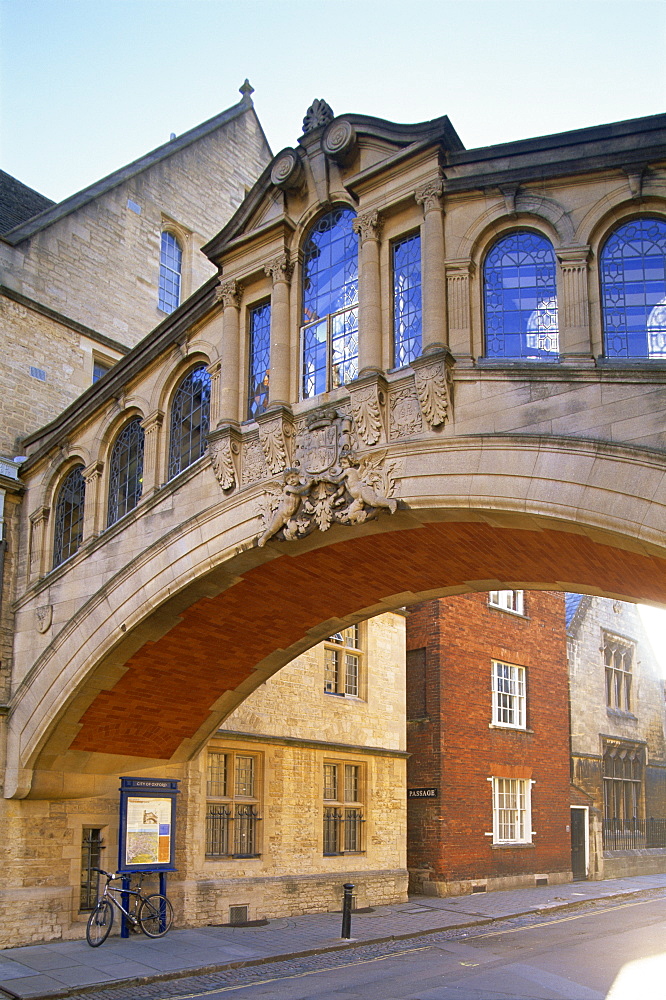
205;854;262;861
489;724;533;733
487;605;528;619
490;842;535;850
606;709;637;721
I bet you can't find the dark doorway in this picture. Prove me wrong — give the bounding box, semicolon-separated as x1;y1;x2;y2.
571;807;588;881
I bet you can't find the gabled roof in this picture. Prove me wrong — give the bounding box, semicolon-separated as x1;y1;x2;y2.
0;171;55;235
2;84;268;246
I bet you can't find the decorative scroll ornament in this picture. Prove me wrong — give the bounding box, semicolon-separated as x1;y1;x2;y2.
257;409;398;547
209;435;238;491
302;99;335;134
413;356;452;429
271;149;305;191
35;604;53;634
350;384;384;446
258;415;293;475
322;118;357;164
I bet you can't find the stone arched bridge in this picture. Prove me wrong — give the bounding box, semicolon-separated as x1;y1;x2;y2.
6;104;666;798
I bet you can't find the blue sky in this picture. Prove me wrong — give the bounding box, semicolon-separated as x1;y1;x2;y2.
1;0;665;203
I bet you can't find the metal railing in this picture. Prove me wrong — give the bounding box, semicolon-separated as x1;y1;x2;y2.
603;817;666;850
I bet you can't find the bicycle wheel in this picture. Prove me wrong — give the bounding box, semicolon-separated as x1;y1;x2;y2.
86;899;114;946
138;894;174;937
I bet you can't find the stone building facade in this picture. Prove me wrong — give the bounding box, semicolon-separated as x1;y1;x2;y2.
0;613;407;947
406;590;572;896
568;595;666;880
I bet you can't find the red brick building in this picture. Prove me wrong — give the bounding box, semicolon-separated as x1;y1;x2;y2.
406;590;572;896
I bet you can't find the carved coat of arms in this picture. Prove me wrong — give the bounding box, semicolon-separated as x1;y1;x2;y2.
258;409;397;546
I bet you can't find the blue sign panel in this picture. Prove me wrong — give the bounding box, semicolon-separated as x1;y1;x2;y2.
118;777;179;873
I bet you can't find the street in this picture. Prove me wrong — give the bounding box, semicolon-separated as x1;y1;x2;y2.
133;897;666;1000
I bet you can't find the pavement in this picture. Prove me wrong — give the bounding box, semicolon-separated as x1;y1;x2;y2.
2;873;666;1000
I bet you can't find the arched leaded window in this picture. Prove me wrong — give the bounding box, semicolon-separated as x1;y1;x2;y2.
247;300;271;420
107;418;145;526
600;218;666;359
301;206;358;398
484;231;559;359
53;465;85;568
159;231;182;314
168;365;211;480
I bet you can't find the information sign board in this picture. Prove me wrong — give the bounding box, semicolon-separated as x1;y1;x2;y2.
118;777;179;873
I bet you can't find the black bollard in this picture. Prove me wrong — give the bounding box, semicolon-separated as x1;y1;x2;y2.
341;882;354;939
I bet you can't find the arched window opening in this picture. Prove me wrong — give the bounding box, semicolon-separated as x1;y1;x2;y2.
107;418;145;526
301;206;358;398
247;301;271;420
393;232;422;368
159;231;182;314
53;465;85;568
168;365;211;480
600;218;666;359
484;231;559;359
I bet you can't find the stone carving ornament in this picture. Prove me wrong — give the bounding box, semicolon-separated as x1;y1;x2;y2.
302;99;335;134
209;436;238;491
35;604;53;634
350;384;384;446
257;409;398;546
413;356;452;429
390;387;423;439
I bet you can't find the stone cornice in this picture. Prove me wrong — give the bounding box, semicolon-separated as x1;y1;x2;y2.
213;728;409;758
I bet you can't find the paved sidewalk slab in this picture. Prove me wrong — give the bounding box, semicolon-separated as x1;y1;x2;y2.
1;873;666;999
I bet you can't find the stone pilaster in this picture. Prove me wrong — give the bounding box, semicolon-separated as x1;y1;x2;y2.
445;258;476;362
556;246;593;362
352;210;383;375
215;279;243;424
28;505;49;583
415;177;447;354
140;410;164;495
82;460;104;540
264;254;293;409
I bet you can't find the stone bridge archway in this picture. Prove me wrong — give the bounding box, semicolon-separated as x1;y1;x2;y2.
7;431;666;799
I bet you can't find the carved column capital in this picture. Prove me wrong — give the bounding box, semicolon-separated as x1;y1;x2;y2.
140;409;164;435
265;252;293;285
215;278;243;309
556;246;591;270
29;505;50;527
415;177;444;214
352;210;382;244
82;460;104;485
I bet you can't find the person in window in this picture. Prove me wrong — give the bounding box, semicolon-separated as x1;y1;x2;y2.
251;370;269;419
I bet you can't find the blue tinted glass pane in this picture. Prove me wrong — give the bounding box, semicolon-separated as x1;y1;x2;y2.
53;466;85;567
302;319;328;398
331;307;358;387
393;233;422;367
107;419;145;526
168;365;211;479
247;301;271;420
601;218;666;358
159;232;182;314
483;232;559;358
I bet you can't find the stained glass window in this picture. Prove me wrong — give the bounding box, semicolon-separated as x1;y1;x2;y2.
247;301;271;420
484;231;559;359
393;232;422;367
168;365;211;480
107;418;144;526
53;465;85;567
302;207;358;397
600;218;666;358
159;231;182;314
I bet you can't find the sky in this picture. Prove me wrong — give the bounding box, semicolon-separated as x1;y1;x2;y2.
1;0;665;204
1;0;665;665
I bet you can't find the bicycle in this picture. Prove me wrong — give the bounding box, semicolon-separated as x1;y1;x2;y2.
86;868;174;946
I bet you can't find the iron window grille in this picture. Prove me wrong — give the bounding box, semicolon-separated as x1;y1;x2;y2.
53;465;85;568
159;231;182;314
604;635;634;712
168;365;211;480
324;625;361;697
301;206;358;398
393;232;422;367
323;763;364;854
80;827;104;911
492;660;526;729
488;590;524;615
600;218;666;358
205;751;261;858
247;301;271;420
492;777;532;844
107;418;145;526
484;231;559;359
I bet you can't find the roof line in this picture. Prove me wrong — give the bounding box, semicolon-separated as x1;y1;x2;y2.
2;93;259;246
